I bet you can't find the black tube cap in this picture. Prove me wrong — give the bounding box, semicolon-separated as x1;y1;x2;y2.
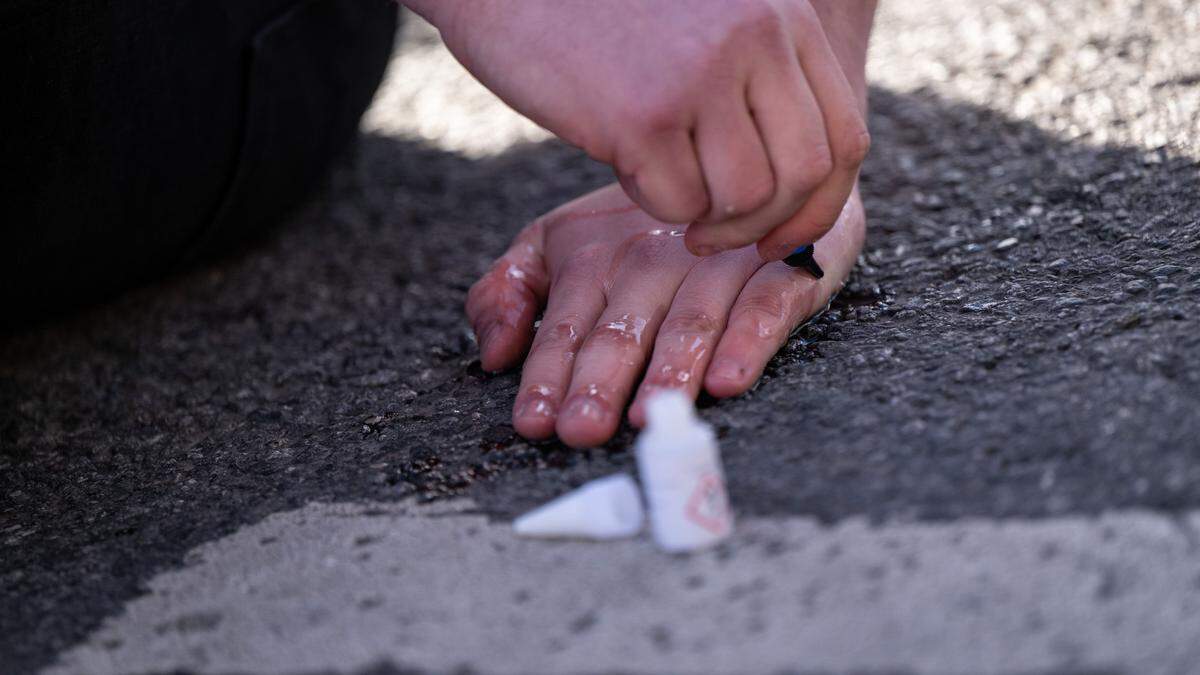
783;244;825;279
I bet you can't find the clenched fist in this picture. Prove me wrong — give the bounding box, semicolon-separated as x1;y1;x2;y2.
407;0;873;260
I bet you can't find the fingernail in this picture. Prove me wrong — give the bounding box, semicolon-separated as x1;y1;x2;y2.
763;243;795;262
708;358;744;383
515;386;558;420
562;392;608;424
628;387;659;425
515;397;554;420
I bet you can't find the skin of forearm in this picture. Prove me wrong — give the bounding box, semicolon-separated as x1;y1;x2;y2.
401;0;876;260
810;0;877;113
402;0;875;111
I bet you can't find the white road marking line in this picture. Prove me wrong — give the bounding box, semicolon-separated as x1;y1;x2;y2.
45;500;1200;675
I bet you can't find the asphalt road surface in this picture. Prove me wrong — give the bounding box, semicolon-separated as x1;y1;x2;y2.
4;2;1200;674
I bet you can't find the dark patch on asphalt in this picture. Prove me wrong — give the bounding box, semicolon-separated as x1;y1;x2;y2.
1;83;1198;675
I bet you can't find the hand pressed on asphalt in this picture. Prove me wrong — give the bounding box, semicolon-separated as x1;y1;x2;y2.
466;183;865;448
410;0;873;261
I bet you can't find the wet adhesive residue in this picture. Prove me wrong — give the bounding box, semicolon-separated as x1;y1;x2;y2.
648;331;710;388
605;228;691;289
566;383;613;424
488;260;544;332
516;384;559;420
598;313;649;346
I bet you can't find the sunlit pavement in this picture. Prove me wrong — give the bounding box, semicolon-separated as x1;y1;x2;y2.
5;2;1200;674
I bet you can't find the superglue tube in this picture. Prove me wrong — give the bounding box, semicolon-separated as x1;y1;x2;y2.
635;391;733;552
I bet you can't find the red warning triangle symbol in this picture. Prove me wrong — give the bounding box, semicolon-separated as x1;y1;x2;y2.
684;472;731;535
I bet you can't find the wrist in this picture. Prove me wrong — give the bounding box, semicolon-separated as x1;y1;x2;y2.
809;0;876;112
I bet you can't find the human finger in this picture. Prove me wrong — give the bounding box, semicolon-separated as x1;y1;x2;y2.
615;129;710;225
706;192;864;397
509;243;610;440
628;247;764;427
555;230;696;447
757;4;870;261
465;220;549;372
685;41;831;255
690;92;775;238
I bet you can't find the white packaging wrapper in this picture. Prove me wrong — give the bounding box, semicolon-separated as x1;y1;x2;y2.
513;473;644;540
635;391;733;552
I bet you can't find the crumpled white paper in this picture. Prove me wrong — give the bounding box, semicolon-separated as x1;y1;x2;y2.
513;391;733;552
512;473;644;540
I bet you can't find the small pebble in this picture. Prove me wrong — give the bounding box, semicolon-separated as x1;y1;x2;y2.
995;237;1019;251
962;301;999;313
1055;296;1086;308
1124;280;1149;294
932;237;961;253
1116;313;1142;330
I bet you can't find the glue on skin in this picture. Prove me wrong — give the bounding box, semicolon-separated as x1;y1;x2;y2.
635;391;733;552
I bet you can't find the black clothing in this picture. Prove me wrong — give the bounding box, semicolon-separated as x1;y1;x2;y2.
1;0;398;320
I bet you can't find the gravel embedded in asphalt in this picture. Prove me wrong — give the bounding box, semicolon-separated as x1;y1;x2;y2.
2;1;1199;672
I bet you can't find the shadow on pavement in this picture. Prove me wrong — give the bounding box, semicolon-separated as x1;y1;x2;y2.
1;85;1198;672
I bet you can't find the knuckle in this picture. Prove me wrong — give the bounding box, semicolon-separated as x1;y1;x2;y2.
585;314;650;352
724;176;775;217
660;309;723;338
733;292;789;330
483;258;537;297
611;148;645;183
616;169;707;224
728;2;788;44
466;275;488;303
677;190;712;223
763;177;803;212
466;273;499;310
561;126;607;163
583;139;615;165
833;123;871;168
520;216;547;245
619;234;674;268
533;210;577;240
560;243;610;277
532;318;584;353
528;213;553;235
584;326;640;352
745;177;777;212
501;267;539;302
785;144;834;193
621;96;686;136
807;143;836;180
